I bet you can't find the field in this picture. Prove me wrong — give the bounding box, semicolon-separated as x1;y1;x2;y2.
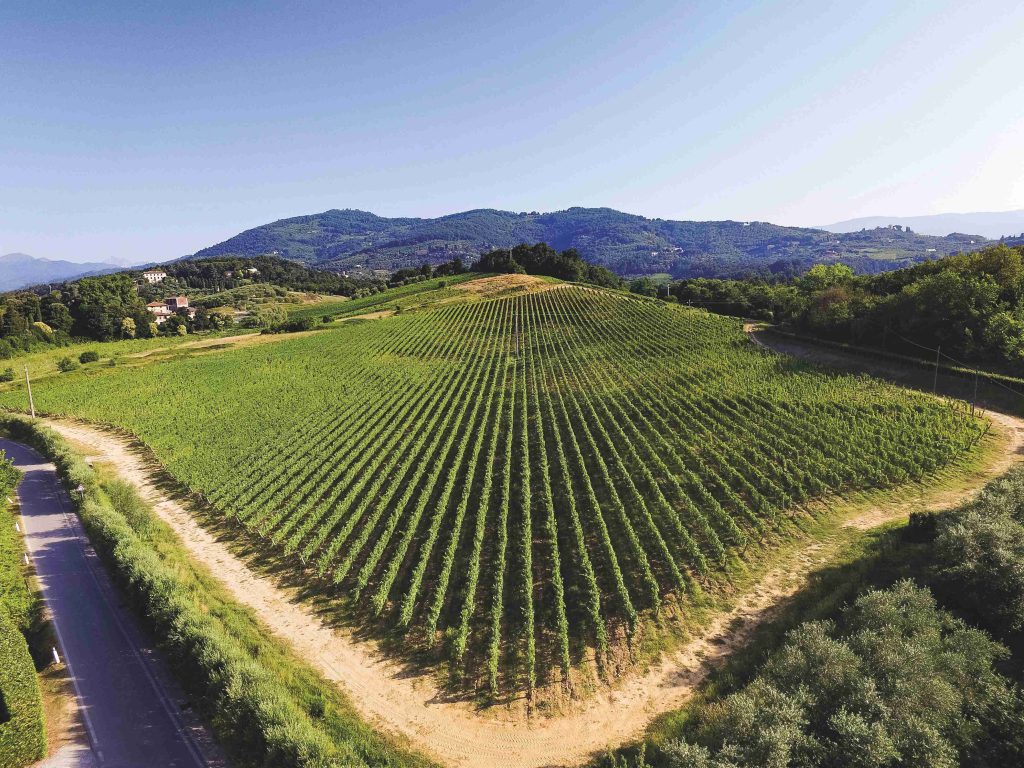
0;281;985;695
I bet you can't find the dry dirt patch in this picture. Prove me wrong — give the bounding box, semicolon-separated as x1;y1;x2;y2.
455;274;555;297
338;309;395;322
126;331;320;359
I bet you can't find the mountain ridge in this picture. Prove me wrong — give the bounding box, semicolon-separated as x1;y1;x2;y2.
821;209;1024;239
188;207;989;278
0;252;122;291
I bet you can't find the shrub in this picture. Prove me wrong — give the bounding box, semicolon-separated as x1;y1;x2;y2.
0;612;45;767
0;369;14;383
934;467;1024;638
261;317;316;335
78;350;100;364
658;581;1024;768
0;452;43;767
29;322;53;343
0;460;31;631
55;357;78;373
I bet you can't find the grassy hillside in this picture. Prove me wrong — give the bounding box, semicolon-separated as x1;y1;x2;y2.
189;207;988;278
0;279;984;695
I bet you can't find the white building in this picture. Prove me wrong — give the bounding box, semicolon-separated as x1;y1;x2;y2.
142;269;167;284
147;295;195;325
146;301;172;325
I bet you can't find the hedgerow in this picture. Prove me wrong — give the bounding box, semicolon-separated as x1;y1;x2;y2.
0;612;44;768
0;450;44;768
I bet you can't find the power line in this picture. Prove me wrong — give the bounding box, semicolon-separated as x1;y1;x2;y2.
888;329;1024;400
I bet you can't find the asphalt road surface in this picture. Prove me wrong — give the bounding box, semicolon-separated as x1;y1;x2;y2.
1;437;214;768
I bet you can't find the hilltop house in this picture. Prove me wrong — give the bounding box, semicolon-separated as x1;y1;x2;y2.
142;269;167;284
147;295;195;325
146;302;172;324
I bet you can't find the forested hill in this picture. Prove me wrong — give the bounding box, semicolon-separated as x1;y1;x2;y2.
189;207;988;278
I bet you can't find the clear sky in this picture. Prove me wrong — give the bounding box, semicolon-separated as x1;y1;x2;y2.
3;0;1024;263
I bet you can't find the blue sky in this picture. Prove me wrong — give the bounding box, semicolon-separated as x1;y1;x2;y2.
3;0;1024;263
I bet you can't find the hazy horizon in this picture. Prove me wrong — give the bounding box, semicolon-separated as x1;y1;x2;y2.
4;0;1023;263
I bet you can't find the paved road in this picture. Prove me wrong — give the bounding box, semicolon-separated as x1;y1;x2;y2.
1;438;212;768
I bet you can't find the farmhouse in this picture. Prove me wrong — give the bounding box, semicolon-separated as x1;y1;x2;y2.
147;295;196;324
142;269;167;284
146;301;172;324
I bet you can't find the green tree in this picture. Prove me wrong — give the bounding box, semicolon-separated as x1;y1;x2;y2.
42;299;73;334
69;274;148;341
796;263;854;292
661;582;1022;768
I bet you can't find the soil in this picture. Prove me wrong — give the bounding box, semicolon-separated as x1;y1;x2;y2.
37;663;88;758
337;310;395;322
39;329;1024;768
454;274;554;297
126;330;321;359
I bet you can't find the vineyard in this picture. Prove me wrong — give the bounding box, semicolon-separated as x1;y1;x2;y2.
1;282;985;695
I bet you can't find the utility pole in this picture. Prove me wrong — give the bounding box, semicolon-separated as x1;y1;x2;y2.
932;345;941;394
24;367;35;419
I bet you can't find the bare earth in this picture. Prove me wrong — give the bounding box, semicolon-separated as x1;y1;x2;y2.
454;273;554;297
127;330;321;359
338;309;395;322
41;331;1024;768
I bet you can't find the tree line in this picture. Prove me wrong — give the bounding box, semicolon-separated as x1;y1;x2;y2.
473;243;623;287
0;245;613;357
0;256;378;356
665;244;1024;373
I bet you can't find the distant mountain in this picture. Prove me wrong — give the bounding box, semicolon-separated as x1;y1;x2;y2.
0;252;122;291
189;208;989;278
821;210;1024;240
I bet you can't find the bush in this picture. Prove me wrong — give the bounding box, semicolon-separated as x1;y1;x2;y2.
0;612;45;767
0;452;43;767
0;459;31;632
657;581;1024;768
55;357;78;373
261;317;316;335
78;350;99;364
934;467;1024;638
0;369;14;383
29;322;53;344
